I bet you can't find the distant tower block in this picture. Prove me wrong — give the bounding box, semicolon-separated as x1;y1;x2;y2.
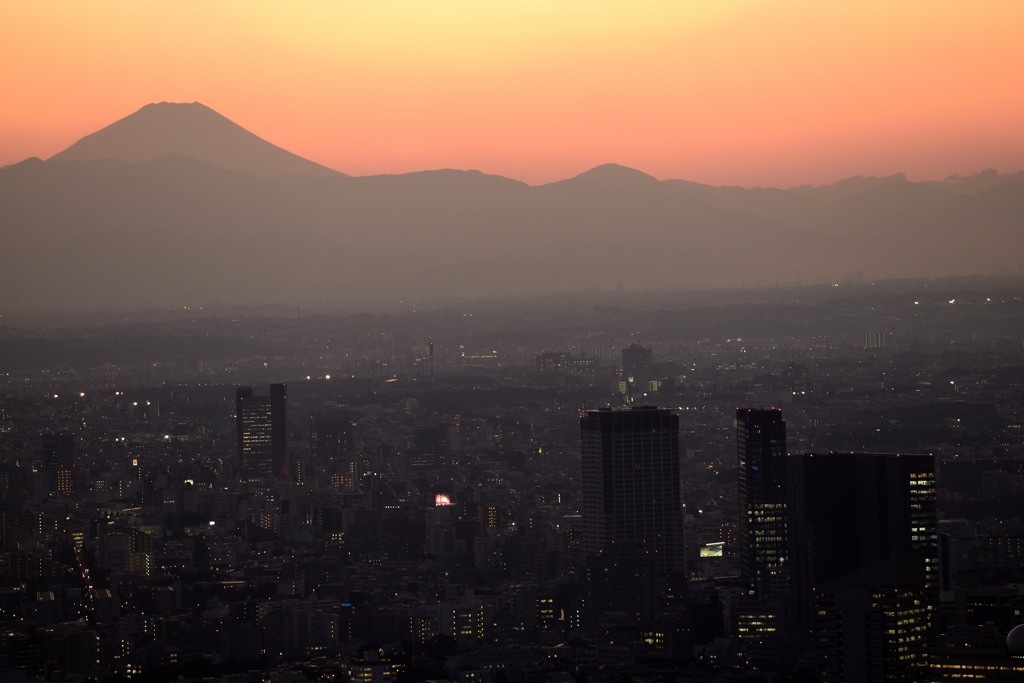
236;383;288;480
736;408;788;601
864;331;887;349
621;342;654;395
580;406;684;576
41;432;76;496
788;452;937;681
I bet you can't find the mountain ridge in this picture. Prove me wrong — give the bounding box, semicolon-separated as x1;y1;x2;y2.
2;103;1023;310
20;101;1020;190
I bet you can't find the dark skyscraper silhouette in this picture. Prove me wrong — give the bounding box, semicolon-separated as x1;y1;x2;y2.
787;452;937;681
735;408;788;600
41;432;75;470
310;412;353;463
786;452;938;622
41;432;76;496
310;411;357;489
269;383;288;479
581;406;684;575
618;344;651;382
580;406;684;625
620;342;654;401
236;383;288;480
410;426;451;470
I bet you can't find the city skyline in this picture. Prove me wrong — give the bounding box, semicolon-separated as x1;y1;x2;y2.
3;2;1023;187
2;280;1023;680
3;2;1024;677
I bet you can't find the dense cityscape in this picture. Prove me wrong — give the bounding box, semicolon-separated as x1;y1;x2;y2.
2;278;1023;681
5;2;1023;681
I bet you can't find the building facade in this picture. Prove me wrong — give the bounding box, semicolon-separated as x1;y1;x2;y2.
787;452;938;681
736;408;788;600
236;383;288;480
580;406;683;577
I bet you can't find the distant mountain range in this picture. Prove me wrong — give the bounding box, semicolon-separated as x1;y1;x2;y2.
2;102;1022;310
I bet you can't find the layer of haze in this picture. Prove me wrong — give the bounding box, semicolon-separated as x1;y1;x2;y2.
2;1;1023;186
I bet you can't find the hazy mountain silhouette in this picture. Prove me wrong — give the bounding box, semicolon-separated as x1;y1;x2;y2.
557;163;661;188
931;169;1024;194
51;102;340;178
2;103;1023;309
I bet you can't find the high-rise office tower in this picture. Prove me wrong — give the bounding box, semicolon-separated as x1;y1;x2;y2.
409;426;452;470
41;432;76;470
237;387;271;479
310;412;353;462
311;411;357;490
269;383;288;479
621;343;654;398
40;432;75;496
786;452;937;615
236;383;288;480
812;553;931;683
787;452;937;682
621;343;653;379
580;406;683;576
736;408;788;600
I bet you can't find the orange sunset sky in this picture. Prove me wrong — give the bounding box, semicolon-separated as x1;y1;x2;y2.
2;1;1022;187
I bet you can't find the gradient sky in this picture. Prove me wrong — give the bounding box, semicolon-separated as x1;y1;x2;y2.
2;1;1022;186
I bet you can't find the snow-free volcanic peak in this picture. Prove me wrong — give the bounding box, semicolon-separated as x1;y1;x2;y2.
51;102;341;178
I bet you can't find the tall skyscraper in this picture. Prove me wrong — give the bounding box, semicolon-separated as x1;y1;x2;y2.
41;432;75;470
787;452;937;681
40;432;75;496
409;426;451;470
786;451;938;620
812;552;931;683
310;411;353;462
621;342;654;399
311;411;357;490
269;383;288;479
580;406;683;576
736;408;788;600
236;383;288;480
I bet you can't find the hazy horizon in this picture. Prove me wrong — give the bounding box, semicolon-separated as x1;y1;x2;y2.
7;98;1022;191
3;4;1024;312
5;100;1020;192
3;3;1022;187
3;99;1023;312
